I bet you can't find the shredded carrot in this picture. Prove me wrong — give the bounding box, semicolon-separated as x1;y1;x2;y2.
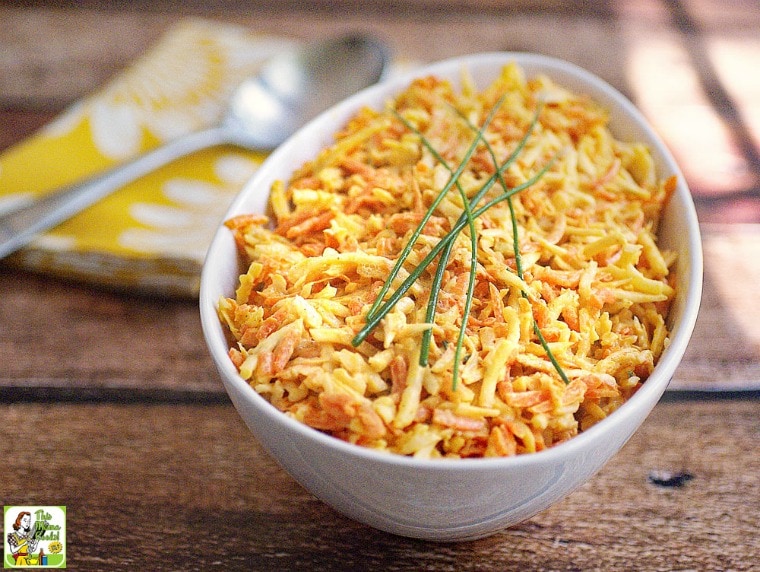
218;63;676;458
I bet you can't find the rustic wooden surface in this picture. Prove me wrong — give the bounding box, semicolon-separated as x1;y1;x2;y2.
2;399;758;571
1;1;759;570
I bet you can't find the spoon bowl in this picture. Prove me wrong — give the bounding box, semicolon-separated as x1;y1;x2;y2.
228;35;389;149
0;34;390;259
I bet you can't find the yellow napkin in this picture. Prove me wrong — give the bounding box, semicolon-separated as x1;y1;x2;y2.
0;18;297;297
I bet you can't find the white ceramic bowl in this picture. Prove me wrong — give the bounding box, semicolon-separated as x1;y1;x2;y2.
200;52;703;541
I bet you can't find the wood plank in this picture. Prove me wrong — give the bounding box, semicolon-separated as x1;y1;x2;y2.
3;224;759;393
1;398;757;569
671;224;760;391
0;269;221;393
2;3;758;222
0;110;57;152
1;6;625;106
3;1;758;108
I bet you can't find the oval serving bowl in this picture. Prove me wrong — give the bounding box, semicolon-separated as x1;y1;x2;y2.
199;52;703;541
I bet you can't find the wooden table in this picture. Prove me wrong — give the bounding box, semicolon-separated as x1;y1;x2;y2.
2;1;759;569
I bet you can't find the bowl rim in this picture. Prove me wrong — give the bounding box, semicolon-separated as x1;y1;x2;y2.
200;51;703;471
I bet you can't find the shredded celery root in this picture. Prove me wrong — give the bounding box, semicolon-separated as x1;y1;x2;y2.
218;63;677;459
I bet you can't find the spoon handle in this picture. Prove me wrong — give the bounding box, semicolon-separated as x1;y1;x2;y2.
0;126;231;260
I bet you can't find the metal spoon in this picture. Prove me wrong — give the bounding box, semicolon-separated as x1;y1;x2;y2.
0;34;389;259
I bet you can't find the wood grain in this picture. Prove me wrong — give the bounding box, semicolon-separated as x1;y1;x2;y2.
2;1;758;218
3;224;760;393
1;2;759;570
2;399;757;570
0;269;219;394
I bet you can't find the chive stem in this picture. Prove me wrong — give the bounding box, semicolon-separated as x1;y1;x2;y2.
419;236;454;366
351;91;568;387
393;105;486;372
351;156;556;347
364;95;506;323
456;103;570;385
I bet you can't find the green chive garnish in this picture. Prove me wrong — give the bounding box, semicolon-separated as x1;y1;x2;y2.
351;88;569;390
455;104;571;385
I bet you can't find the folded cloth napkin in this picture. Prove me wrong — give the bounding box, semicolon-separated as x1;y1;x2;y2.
0;18;298;297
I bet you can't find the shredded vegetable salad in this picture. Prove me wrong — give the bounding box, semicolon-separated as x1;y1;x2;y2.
218;63;677;458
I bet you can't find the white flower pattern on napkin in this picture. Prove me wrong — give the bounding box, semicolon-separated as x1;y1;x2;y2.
0;18;296;296
58;23;293;160
118;153;259;260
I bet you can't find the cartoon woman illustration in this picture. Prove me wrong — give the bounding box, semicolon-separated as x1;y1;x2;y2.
6;511;38;566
